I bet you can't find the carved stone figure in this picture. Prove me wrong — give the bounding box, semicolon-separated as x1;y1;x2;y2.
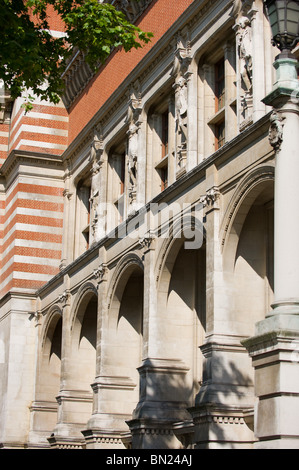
237;15;253;94
268;111;285;151
89;130;104;238
127;122;138;189
126;91;142;203
171;33;192;169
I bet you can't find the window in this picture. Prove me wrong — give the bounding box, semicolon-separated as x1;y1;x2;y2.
161;111;169;159
215;58;225;112
215;120;225;150
75;178;91;256
160;167;168;191
200;40;237;158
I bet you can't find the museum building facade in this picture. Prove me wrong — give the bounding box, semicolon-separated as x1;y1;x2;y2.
1;0;299;449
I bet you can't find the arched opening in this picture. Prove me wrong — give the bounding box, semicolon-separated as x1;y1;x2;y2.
157;238;206;407
107;265;144;415
29;312;62;446
48;316;62;398
223;179;274;336
51;288;99;442
234;187;274;334
76;296;98;391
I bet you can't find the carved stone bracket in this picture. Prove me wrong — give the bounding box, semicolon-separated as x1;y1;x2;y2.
268;110;285;152
93;263;109;284
199;187;221;209
139;231;156;251
58;290;71;308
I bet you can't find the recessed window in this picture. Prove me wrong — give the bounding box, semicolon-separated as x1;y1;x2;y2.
215;58;225;112
161;111;169;159
160;166;168;191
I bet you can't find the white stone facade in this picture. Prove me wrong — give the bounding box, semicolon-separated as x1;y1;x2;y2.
1;0;299;449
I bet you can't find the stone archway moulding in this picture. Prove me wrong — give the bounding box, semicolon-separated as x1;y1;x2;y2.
70;281;98;335
107;251;144;311
220;163;275;270
155;215;206;289
41;305;62;351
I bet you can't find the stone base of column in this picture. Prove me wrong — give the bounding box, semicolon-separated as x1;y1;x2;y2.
126;358;192;449
47;423;86;449
243;314;299;449
82;428;127;449
189;404;255;449
27;400;57;448
127;418;190;449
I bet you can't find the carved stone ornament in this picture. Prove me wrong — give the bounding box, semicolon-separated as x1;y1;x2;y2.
126;89;142;199
171;32;191;170
139;231;156;250
93;263;108;283
90;128;104;166
58;290;71;308
199;187;220;208
268;111;285;151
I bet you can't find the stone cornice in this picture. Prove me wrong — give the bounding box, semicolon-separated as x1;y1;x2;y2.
0;149;64;187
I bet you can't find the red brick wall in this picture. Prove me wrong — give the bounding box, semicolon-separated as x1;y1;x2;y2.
67;0;194;144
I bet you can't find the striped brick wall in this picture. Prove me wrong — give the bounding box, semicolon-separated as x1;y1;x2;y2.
0;123;9;168
0;154;64;298
9;97;69;156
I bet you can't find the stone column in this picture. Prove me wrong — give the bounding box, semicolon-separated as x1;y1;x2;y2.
127;233;190;449
243;54;299;448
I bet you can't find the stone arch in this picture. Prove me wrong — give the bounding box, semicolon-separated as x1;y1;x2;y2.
221;163;275;336
154;216;206;405
155;214;205;291
107;251;144;316
30;305;63;446
70;281;98;337
41;304;62;352
68;282;98;393
221;163;275;272
103;251;144;423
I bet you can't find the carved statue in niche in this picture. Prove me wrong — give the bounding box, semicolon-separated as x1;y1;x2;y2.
175;76;188;150
126;89;142;203
231;0;253;124
237;15;253;95
171;32;191;169
127;121;138;189
89;129;104;238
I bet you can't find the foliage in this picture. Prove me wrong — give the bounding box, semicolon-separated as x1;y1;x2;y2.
0;0;153;110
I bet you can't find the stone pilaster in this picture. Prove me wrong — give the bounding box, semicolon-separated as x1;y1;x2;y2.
243;55;299;448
